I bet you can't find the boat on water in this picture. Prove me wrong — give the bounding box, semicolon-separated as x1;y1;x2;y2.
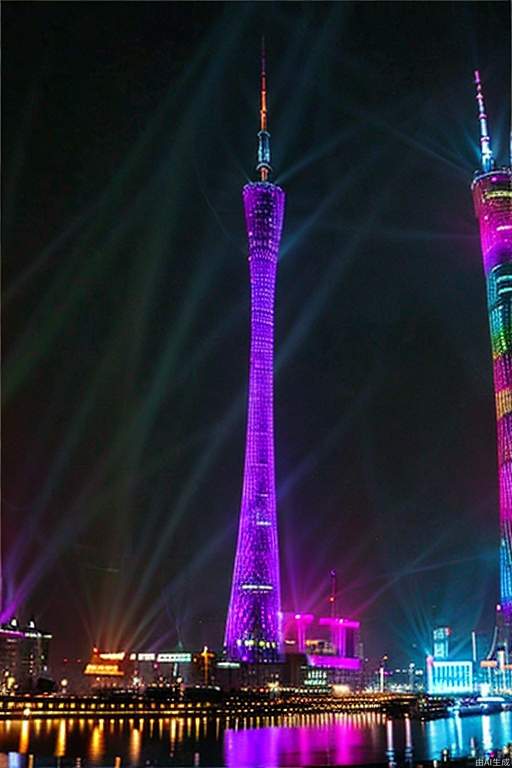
451;695;506;716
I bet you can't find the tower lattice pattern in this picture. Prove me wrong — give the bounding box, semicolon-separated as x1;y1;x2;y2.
473;168;512;620
224;182;285;662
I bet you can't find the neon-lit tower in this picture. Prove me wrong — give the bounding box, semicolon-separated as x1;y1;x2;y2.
471;70;512;654
224;45;285;663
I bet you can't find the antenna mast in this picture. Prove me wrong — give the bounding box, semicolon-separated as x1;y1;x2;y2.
329;569;337;618
257;37;272;181
474;70;495;173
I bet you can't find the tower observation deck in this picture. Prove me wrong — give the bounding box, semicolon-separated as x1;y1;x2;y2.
224;46;285;663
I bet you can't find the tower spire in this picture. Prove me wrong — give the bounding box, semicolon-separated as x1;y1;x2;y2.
474;69;495;173
329;569;337;618
257;37;272;181
260;37;267;133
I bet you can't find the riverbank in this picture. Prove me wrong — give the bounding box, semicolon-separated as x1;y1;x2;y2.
0;690;452;720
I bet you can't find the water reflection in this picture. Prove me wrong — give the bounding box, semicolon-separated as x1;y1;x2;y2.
0;711;511;766
88;723;104;763
224;713;382;767
128;727;141;765
424;711;512;758
54;720;66;758
404;716;413;763
385;717;395;765
482;714;493;751
17;722;29;756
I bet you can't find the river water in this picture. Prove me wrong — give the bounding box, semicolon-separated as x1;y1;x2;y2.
0;711;510;766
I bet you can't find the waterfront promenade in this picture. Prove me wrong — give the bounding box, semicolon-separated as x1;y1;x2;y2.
0;691;449;721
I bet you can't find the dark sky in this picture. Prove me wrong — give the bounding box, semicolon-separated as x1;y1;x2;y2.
2;1;511;665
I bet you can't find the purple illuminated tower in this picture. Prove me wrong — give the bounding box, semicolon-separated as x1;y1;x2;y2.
471;71;512;654
224;47;285;663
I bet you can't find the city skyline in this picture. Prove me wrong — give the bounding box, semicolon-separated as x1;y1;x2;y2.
2;2;510;663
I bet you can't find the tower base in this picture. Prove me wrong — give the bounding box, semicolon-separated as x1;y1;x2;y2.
481;605;512;693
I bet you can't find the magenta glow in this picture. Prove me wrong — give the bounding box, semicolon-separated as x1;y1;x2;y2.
224;182;285;662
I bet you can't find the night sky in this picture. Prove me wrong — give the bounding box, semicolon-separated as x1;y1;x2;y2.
3;1;511;666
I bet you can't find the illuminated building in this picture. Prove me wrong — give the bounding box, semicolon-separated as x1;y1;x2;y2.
283;612;360;659
82;648;195;690
83;649;128;690
385;664;424;693
432;627;451;660
471;70;512;676
480;653;512;692
426;625;474;695
282;612;362;689
224;45;285;663
192;646;215;686
283;613;314;654
426;657;474;695
0;618;52;691
83;649;126;685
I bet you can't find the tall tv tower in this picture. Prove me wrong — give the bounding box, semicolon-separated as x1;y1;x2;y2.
224;44;285;663
471;70;512;656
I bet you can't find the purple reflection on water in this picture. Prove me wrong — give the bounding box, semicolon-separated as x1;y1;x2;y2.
224;717;372;767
